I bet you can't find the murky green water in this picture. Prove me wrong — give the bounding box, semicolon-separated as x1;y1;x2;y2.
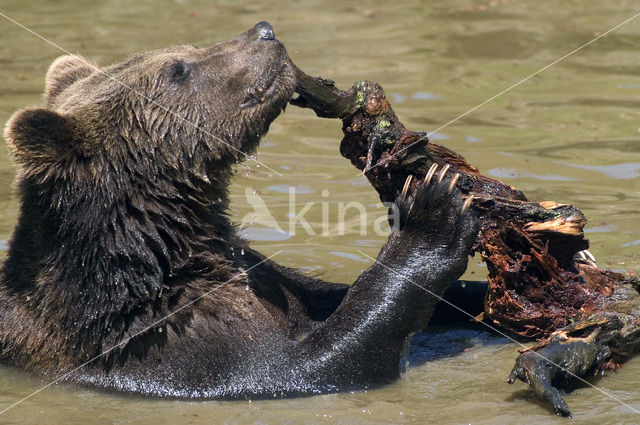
1;0;639;423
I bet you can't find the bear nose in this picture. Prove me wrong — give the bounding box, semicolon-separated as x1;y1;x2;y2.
255;21;275;40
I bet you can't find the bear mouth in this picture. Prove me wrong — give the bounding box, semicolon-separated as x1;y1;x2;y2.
240;66;290;109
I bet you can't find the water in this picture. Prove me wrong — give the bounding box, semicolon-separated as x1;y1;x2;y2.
1;0;639;423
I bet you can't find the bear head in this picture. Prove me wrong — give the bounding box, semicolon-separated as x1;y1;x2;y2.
0;23;296;343
4;21;295;187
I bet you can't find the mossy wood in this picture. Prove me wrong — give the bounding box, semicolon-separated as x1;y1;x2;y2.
291;66;640;417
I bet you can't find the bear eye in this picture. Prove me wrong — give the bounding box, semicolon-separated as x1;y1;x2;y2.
169;61;190;83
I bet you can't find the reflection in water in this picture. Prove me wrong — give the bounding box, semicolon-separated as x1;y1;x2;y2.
409;326;508;366
329;251;369;262
559;161;640;179
267;184;315;194
585;225;617;233
350;239;380;247
0;0;639;423
243;226;292;241
411;92;440;100
622;240;640;248
465;135;483;143
488;167;578;181
390;93;407;103
427;132;450;140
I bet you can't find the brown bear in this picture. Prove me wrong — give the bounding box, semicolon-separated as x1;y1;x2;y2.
1;22;477;398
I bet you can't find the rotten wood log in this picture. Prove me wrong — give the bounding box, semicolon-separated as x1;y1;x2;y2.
290;65;640;417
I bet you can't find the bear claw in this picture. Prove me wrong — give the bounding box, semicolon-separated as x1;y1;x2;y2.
424;163;438;185
401;174;413;200
437;163;450;183
461;196;474;213
448;173;460;193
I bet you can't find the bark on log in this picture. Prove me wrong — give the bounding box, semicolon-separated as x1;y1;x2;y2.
290;65;640;417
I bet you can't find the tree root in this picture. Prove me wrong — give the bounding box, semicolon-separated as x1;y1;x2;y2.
290;65;640;417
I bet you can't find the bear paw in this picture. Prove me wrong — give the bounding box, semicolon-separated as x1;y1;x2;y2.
391;163;479;260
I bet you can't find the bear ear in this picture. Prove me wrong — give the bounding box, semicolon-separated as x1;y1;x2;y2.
44;54;96;104
4;108;75;167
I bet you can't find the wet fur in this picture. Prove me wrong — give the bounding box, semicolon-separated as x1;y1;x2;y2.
1;24;478;397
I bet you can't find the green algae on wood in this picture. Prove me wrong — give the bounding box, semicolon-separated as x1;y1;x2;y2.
290;64;640;418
